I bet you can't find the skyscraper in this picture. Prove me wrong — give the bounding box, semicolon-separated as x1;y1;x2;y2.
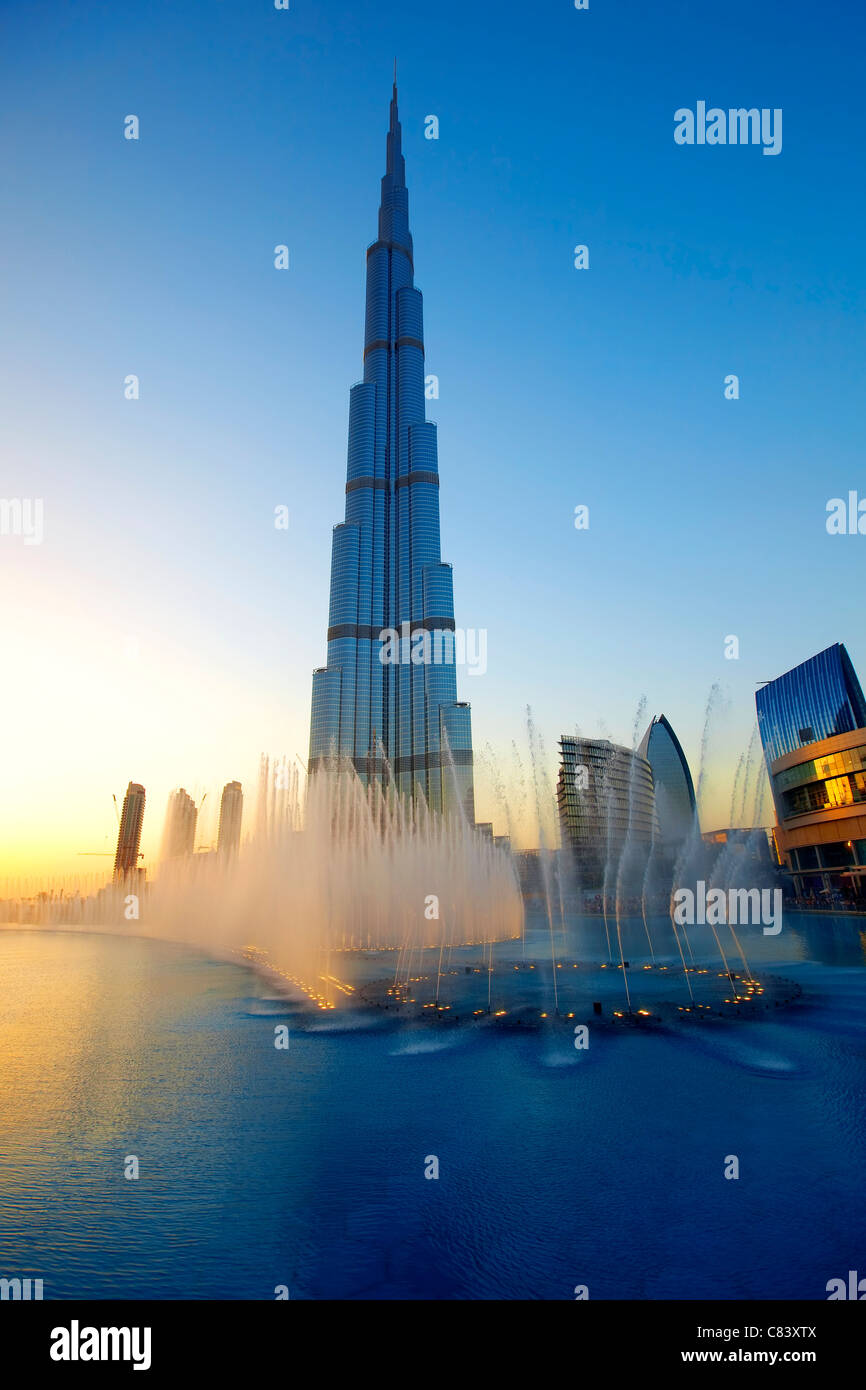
114;781;145;879
217;781;243;856
637;714;698;856
308;77;475;820
756;643;866;903
557;737;658;889
756;642;866;764
161;788;197;860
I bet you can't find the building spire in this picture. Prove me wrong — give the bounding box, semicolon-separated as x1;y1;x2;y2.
383;64;405;193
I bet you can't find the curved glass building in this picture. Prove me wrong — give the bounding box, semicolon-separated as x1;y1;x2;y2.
756;643;866;903
637;714;698;853
308;79;474;819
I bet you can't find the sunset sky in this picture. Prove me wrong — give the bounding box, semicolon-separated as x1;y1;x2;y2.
2;0;864;879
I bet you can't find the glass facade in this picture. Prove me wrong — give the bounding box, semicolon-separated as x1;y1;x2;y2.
773;743;866;794
557;737;657;888
766;717;866;823
308;81;474;820
779;771;866;819
636;714;698;849
791;841;864;871
757;644;866;905
755;643;866;765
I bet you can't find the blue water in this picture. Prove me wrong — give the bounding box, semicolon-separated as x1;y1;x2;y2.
0;915;864;1299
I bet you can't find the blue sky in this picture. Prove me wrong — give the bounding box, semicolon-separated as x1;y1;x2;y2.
2;0;864;870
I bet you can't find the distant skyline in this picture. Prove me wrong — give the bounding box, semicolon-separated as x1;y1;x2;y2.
2;0;864;877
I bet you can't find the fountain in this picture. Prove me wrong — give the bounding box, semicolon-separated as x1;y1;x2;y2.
0;755;524;1010
0;695;798;1031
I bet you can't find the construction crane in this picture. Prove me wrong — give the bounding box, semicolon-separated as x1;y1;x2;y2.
78;794;123;855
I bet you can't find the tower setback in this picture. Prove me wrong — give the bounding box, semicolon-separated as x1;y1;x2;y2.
309;79;474;819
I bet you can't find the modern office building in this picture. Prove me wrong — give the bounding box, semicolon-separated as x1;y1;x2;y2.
637;714;698;858
114;781;145;879
161;788;197;860
513;847;559;899
217;781;243;856
308;77;474;821
557;737;658;889
702;827;776;870
756;643;866;902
